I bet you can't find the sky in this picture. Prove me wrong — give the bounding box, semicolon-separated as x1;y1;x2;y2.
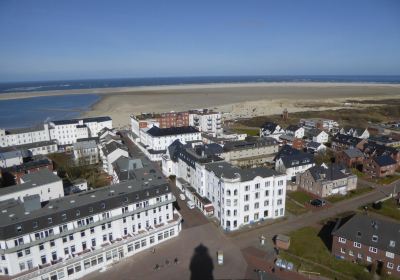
0;0;399;82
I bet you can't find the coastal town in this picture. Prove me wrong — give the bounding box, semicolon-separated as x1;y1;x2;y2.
0;105;399;280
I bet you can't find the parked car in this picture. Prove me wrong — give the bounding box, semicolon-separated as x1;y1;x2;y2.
187;200;195;209
179;193;185;201
310;198;326;207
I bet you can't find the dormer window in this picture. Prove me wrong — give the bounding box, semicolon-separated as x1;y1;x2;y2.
357;231;362;238
76;210;80;217
390;240;396;247
62;213;67;221
48;218;53;224
101;203;106;209
89;207;93;213
16;225;22;233
33;221;38;228
372;235;378;242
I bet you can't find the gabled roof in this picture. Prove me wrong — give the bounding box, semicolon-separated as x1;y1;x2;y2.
308;163;349;181
286;125;301;132
333;214;400;255
343;148;364;158
373;155;397;167
146;126;199;137
279;153;314;168
332;134;362;146
102;141;128;156
260;122;279;132
274;145;301;161
307;141;324;149
307;128;326;137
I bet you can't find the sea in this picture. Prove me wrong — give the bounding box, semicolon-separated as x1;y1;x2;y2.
0;75;399;129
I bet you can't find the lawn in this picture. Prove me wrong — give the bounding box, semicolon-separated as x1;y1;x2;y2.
279;227;372;280
285;199;309;215
363;199;400;221
326;187;374;203
287;190;313;205
232;128;259;136
351;168;400;185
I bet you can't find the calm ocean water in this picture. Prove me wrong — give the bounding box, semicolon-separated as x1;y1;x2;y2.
0;75;399;129
0;94;100;129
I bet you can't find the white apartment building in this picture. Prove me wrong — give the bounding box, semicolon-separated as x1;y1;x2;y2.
1;117;112;148
188;109;223;137
139;126;201;161
260;122;285;140
307;129;329;144
73;140;99;166
285;125;305;139
0;150;27;168
162;141;286;231
0;125;51;148
49;117;112;145
275;153;315;181
0;168;181;279
99;141;129;175
0;169;63;203
300;118;339;132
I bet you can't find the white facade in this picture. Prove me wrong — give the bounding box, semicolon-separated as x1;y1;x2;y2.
73;140;99;166
189;110;222;136
275;158;315;181
260;123;285;140
49;117;112;145
300;118;339;132
0;151;24;168
0;187;181;279
312;131;329;144
100;144;129;175
0;170;63;203
0;125;51;148
162;142;286;231
286;127;305;139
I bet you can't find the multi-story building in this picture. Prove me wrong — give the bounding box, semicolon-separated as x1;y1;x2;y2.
331;134;366;152
188;109;222;136
139;126;201;161
339;127;370;139
306;128;329;144
363;155;398;178
0;141;57;157
221;137;279;167
0;125;51;148
0;169;63;203
275;152;315;181
130;112;189;138
259;122;285;140
1;117;112;148
300;118;339;132
0;163;181;279
297;163;357;197
49;117;112;145
285;125;305;139
162;140;286;231
332;214;400;278
335;148;365;168
99;141;129;175
0;149;29;168
73;140;99;166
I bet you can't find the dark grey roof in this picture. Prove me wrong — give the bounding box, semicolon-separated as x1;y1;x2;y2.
0;169;61;197
102;141;127;156
1;157;52;174
343;148;364;158
373;155;397;167
274;145;301;161
112;156;145;182
223;137;277;152
362;142;398;157
308;163;349;181
286;125;301;132
333;214;400;255
279;153;314;168
307;128;325;137
307;141;323;149
51;116;111;125
260;122;279;132
73;140;97;150
0;149;28;160
5;124;46;134
0;140;57;153
0;171;170;239
332;134;363;146
205;161;281;181
146;126;199;137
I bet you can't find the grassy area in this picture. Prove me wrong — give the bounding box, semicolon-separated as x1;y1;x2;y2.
286;199;309;215
352;168;400;185
231;128;259;136
326;187;374;203
48;153;110;189
287;190;313;205
363;198;400;221
280;227;372;280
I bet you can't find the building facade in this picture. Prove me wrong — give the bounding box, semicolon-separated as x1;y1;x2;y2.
188;109;222;136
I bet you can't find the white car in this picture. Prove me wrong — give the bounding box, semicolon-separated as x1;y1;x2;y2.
179;193;185;201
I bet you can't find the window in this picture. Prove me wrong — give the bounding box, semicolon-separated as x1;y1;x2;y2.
50;240;55;247
277;199;282;206
17;250;23;258
386;251;395;259
64;248;69;255
81;231;85;237
338;237;346;244
244;205;249;211
278;189;283;196
254;202;259;209
372;235;378;242
19;262;25;271
255;183;260;189
265;190;269;197
354;242;361;248
48;218;52;224
340;248;346;254
255;192;259;199
39;243;44;251
244;195;249;201
369;247;377;253
387;262;394;269
245;185;250;191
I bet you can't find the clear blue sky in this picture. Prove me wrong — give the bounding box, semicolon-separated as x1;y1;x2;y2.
0;0;399;82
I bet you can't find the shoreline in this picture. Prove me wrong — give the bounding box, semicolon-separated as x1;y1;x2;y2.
1;81;400;101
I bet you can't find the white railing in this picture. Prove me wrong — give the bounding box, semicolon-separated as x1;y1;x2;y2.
15;214;182;280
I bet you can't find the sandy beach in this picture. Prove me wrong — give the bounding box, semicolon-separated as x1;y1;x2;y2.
1;82;400;128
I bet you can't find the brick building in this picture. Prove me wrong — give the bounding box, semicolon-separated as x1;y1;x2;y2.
336;148;365;168
332;214;400;278
363;155;397;178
